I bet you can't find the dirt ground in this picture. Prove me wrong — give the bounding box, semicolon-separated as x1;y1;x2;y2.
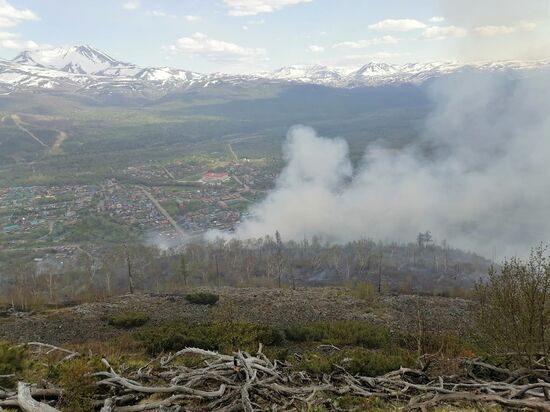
0;287;475;346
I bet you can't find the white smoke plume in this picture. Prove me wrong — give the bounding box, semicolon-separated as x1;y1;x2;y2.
438;0;550;61
229;70;550;258
216;0;550;258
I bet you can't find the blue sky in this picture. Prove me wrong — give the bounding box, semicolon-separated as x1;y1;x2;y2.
1;0;548;73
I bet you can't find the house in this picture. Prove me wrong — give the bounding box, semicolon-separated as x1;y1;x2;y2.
201;172;230;184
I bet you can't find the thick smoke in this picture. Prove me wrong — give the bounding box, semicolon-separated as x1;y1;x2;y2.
214;0;550;258
228;70;550;258
439;0;550;61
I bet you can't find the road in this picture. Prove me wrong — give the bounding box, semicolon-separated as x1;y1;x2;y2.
227;143;238;162
161;165;176;180
140;186;186;237
10;114;49;148
231;174;250;191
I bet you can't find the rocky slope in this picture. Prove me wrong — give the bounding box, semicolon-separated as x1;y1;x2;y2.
0;288;474;346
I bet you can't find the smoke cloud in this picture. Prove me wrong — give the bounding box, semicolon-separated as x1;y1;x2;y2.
438;0;550;61
210;0;550;258
226;69;550;258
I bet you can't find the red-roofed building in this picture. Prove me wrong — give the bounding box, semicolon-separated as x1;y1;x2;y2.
201;172;230;183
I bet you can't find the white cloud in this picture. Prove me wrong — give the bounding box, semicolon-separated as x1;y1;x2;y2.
0;0;39;28
247;18;266;25
422;25;467;39
224;0;312;17
0;31;38;50
333;35;399;49
166;32;267;62
184;15;201;22
0;2;39;50
430;16;446;23
123;1;140;10
0;30;15;39
349;51;409;60
308;45;324;52
368;19;426;32
147;10;176;18
474;21;537;36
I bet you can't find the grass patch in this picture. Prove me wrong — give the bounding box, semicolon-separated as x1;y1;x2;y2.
137;321;283;354
185;292;219;305
285;321;390;348
349;281;377;302
108;311;150;329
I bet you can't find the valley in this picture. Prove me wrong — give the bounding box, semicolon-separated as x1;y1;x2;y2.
0;0;550;406
0;0;549;406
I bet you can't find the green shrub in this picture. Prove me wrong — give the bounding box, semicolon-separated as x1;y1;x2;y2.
137;321;283;354
58;358;101;412
476;247;550;362
285;321;390;348
344;349;414;376
296;348;414;377
108;311;150;329
0;342;25;386
185;292;219;305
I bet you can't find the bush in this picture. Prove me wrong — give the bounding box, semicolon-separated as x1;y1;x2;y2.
137;321;283;354
185;292;219;305
108;311;150;329
295;348;414;376
58;358;102;412
395;331;475;358
0;342;25;386
345;349;414;376
476;246;550;362
285;321;390;349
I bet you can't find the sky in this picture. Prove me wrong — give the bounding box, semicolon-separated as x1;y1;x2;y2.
0;0;549;73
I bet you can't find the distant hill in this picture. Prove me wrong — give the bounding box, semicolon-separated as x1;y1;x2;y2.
0;44;547;101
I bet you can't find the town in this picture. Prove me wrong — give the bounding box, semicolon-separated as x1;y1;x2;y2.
0;153;280;252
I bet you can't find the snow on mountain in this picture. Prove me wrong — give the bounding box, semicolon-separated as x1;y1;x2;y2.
0;57;89;91
1;45;549;97
12;45;132;75
260;60;550;88
264;65;349;85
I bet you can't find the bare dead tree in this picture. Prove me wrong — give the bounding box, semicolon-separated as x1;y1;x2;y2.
377;251;383;294
124;244;134;295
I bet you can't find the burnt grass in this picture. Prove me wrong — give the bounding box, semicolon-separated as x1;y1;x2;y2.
0;287;474;347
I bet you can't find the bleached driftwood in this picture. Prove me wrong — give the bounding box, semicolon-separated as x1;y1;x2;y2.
17;382;60;412
15;342;550;411
19;342;79;361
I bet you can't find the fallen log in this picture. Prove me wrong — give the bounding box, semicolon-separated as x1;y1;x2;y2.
17;382;60;412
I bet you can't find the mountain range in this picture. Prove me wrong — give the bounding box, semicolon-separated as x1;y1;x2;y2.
0;45;549;99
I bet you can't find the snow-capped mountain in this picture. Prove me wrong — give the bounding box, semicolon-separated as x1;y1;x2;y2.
264;65;352;85
266;60;550;87
12;45;133;75
0;45;548;98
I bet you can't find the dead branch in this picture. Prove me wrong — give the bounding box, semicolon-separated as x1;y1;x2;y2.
17;382;60;412
16;342;550;411
18;342;79;361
